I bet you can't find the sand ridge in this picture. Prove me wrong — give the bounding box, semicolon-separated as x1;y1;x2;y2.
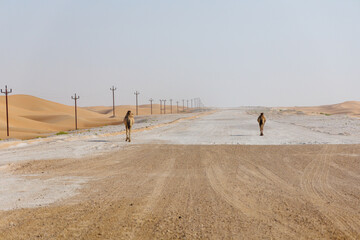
281;101;360;118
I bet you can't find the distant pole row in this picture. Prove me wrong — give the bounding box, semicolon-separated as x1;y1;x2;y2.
151;98;203;115
1;84;205;137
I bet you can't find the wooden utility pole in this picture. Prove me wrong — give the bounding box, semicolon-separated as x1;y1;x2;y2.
170;99;173;114
187;100;189;110
1;85;12;136
182;99;185;112
176;101;179;113
71;93;80;130
191;99;193;109
163;100;166;114
134;91;140;115
110;86;117;117
149;98;153;115
159;99;162;114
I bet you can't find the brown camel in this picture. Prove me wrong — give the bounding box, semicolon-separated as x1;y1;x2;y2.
124;110;134;142
257;113;266;136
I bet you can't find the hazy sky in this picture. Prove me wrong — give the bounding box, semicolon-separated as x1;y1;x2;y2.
1;0;359;107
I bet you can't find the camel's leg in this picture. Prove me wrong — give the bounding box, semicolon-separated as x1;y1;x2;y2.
128;128;131;142
125;127;129;141
260;124;264;136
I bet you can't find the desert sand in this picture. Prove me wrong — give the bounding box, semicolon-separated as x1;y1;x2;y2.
0;95;189;139
1;144;359;239
282;101;360;118
0;108;359;239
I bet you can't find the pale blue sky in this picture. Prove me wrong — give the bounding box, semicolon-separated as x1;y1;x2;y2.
1;0;359;107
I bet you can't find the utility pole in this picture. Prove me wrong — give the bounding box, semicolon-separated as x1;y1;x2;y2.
170;99;173;114
110;86;117;117
163;100;166;114
187;99;189;109
159;99;162;114
149;98;153;115
182;99;185;112
176;101;179;113
134;91;140;115
1;85;12;136
191;99;193;109
71;93;80;130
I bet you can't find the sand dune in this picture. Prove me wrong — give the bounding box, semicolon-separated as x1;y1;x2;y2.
0;95;190;140
0;95;122;139
285;101;360;117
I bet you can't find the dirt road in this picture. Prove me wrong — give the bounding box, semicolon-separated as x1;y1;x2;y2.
1;109;360;239
1;144;359;239
135;108;360;145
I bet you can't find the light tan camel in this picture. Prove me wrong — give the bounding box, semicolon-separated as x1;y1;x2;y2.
257;113;266;136
124;110;134;142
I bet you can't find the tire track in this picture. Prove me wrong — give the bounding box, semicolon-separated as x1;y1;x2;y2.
128;156;176;239
204;148;299;239
1;145;359;239
56;147;152;239
300;145;360;239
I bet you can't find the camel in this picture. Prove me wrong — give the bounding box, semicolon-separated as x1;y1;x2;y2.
124;110;134;142
257;113;266;136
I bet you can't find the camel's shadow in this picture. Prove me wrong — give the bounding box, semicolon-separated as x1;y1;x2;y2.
87;140;110;143
230;134;251;137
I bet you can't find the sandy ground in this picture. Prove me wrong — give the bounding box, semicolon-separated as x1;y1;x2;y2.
0;111;207;164
1;144;359;239
135;108;360;145
0;94;191;139
283;101;360;118
0;108;360;239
